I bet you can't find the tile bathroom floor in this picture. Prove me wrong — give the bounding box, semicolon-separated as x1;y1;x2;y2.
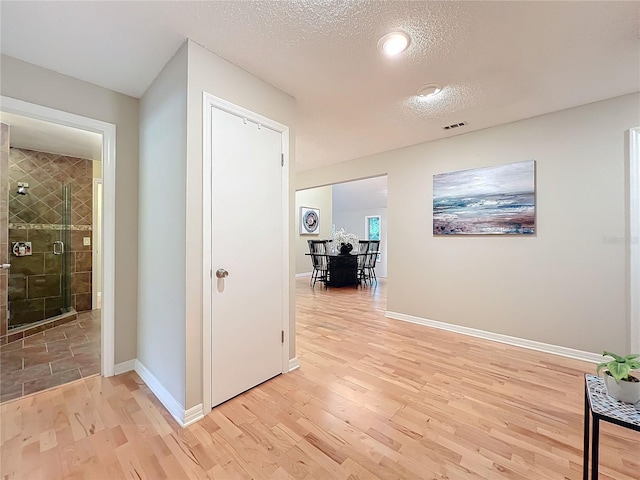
0;310;100;403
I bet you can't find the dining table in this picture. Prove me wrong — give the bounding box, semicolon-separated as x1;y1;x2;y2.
306;251;378;287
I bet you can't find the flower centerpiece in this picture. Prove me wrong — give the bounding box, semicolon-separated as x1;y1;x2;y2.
332;228;359;255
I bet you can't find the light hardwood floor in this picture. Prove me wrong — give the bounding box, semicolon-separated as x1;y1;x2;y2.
1;278;638;479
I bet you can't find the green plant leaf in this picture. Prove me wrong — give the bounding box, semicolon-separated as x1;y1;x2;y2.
608;361;631;383
603;351;625;362
596;352;640;380
596;362;608;375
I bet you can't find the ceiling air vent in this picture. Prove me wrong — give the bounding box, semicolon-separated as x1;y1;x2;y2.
443;121;467;130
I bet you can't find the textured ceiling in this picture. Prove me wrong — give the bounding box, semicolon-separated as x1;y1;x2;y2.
1;1;638;171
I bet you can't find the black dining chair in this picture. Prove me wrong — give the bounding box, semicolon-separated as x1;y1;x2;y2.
363;240;380;286
356;240;370;285
368;240;380;253
308;240;329;287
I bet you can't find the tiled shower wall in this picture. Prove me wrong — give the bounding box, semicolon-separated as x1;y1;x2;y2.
0;124;9;338
7;148;93;329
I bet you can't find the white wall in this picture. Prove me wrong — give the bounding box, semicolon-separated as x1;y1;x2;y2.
0;55;139;364
332;207;387;278
185;40;296;409
297;93;640;354
138;43;188;405
295;186;332;275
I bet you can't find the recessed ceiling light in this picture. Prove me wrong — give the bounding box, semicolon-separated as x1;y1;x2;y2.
417;83;443;98
377;31;411;57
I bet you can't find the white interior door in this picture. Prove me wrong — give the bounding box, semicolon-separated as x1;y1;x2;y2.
210;107;284;407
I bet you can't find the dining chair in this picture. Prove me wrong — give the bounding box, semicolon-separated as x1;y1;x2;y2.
368;240;380;253
357;240;370;285
363;240;380;285
308;240;329;287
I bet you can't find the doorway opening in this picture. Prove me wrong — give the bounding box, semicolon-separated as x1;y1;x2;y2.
0;97;115;403
295;175;388;281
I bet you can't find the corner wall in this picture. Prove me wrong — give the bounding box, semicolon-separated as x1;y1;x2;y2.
297;93;640;354
0;55;139;364
138;43;188;406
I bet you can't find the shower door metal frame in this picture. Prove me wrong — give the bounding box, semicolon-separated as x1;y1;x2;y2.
60;182;73;314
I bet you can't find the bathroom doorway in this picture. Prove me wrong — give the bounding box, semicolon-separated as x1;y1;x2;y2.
0;111;104;402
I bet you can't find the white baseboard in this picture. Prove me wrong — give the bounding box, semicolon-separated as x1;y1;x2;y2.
114;359;136;375
385;311;603;364
134;360;204;428
296;272;312;278
183;404;205;427
288;357;300;372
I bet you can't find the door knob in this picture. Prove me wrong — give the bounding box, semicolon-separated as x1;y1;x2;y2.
1;264;10;270
216;269;229;279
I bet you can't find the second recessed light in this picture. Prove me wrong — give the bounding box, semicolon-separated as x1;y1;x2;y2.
417;83;443;98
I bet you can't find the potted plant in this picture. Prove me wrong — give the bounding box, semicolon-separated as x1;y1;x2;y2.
332;228;360;255
596;351;640;404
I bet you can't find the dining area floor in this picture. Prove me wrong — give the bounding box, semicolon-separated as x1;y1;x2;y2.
294;276;639;480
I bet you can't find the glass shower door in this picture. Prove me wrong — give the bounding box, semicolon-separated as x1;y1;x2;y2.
7;181;73;330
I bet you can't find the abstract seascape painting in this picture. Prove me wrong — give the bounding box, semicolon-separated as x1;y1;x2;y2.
433;160;535;235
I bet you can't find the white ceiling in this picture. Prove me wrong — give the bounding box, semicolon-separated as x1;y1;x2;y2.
1;1;638;171
0;111;102;161
332;175;387;212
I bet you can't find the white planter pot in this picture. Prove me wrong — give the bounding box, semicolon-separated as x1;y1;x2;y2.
603;373;640;404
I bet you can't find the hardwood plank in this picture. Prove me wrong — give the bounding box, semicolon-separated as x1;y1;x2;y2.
1;277;638;479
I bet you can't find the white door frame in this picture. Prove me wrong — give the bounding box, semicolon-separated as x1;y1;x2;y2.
0;96;117;376
202;92;290;412
629;127;640;353
92;178;103;309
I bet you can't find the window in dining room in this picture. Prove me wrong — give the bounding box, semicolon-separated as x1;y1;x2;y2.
365;215;381;262
365;215;380;241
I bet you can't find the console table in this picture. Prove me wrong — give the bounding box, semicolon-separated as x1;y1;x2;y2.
583;374;640;479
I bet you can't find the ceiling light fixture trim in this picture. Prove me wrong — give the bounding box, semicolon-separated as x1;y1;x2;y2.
377;31;411;57
417;83;443;98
